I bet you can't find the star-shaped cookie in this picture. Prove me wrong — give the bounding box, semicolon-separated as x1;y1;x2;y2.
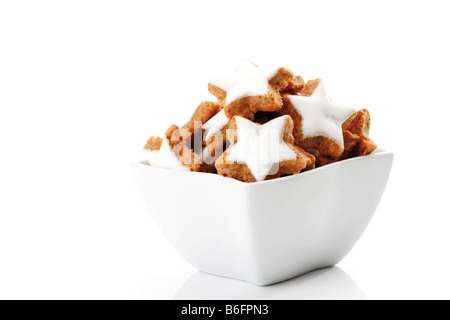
201;109;230;169
215;115;315;182
144;137;188;171
144;125;202;172
280;79;356;158
208;59;294;120
203;109;230;143
182;100;221;137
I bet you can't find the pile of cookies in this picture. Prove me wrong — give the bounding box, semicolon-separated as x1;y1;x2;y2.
144;60;377;183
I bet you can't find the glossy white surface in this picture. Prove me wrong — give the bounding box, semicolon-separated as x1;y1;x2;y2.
132;150;393;285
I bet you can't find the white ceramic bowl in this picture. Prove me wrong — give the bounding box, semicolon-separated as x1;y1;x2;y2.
131;149;393;286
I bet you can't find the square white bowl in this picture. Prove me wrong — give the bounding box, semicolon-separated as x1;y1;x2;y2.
131;149;393;286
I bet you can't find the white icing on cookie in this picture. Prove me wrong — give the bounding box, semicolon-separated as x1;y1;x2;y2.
226;116;296;182
210;59;280;105
144;138;188;171
287;81;356;147
203;109;229;141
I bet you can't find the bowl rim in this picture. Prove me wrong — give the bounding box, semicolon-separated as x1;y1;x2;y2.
132;148;393;187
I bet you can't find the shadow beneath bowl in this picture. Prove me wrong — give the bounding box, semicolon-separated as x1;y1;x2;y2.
173;267;366;300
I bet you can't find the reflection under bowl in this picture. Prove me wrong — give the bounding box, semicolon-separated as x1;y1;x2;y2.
131;149;393;285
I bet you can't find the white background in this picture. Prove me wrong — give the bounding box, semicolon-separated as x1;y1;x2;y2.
0;0;449;300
